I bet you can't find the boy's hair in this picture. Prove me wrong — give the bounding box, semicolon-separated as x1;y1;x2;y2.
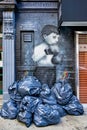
41;25;59;36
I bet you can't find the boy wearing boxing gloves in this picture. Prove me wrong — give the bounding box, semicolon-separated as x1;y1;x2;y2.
32;25;63;87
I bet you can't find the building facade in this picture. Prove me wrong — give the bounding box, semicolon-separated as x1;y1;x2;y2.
0;0;87;106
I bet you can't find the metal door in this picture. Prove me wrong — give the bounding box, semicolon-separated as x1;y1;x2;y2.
21;31;34;66
76;32;87;104
17;31;35;79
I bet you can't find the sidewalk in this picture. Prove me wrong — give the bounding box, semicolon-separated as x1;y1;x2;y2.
0;95;87;130
0;114;87;130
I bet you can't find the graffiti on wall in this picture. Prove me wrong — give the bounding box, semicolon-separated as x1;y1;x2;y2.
32;25;63;66
32;25;64;87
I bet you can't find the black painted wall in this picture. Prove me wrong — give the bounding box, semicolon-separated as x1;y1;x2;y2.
58;27;75;94
15;1;58;80
15;1;76;94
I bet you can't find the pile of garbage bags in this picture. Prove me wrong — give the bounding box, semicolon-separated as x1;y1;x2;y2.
0;76;84;127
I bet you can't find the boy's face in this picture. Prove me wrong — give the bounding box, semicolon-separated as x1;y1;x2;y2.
44;32;59;45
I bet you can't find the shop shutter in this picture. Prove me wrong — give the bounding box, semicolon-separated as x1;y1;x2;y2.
79;34;87;103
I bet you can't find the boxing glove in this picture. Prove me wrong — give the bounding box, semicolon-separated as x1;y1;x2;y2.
51;54;63;64
49;45;59;55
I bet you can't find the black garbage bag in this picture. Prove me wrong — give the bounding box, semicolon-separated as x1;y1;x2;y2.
18;76;42;97
1;99;18;119
17;110;32;127
52;81;73;105
20;96;42;113
40;84;57;105
33;104;60;127
50;104;67;117
8;81;22;102
63;95;84;115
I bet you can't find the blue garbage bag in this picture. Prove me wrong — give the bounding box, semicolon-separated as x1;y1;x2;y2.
18;76;42;97
52;81;73;105
33;104;60;127
8;81;22;102
19;96;42;113
40;84;57;105
1;99;18;119
63;95;84;115
50;104;67;117
17;110;32;127
40;84;50;95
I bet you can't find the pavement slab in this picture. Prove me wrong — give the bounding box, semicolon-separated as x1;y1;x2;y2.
0;115;87;130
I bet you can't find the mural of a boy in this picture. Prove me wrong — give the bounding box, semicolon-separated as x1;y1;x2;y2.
32;25;63;87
